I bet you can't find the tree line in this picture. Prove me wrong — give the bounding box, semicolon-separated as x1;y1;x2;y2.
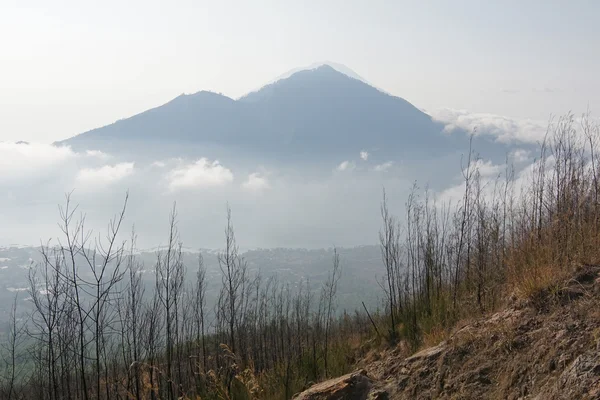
1;197;351;399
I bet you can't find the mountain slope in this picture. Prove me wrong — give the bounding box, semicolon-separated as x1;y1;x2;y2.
57;65;461;162
240;65;450;156
294;265;600;399
62;91;259;147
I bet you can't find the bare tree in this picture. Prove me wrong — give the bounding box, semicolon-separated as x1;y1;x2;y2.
28;244;68;400
80;193;128;400
218;204;247;355
453;136;475;308
144;278;163;400
379;189;401;342
57;193;90;400
119;229;145;400
322;247;341;377
1;295;26;400
155;204;183;400
193;254;208;374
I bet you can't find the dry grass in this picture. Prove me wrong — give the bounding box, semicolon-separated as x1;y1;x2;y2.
420;325;450;349
511;261;565;300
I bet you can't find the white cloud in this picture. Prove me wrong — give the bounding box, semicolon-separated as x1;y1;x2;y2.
242;172;270;192
360;151;369;161
0;142;76;178
438;158;506;203
509;149;531;163
467;159;504;178
168;158;233;190
85;150;110;159
430;108;548;144
373;161;393;172
152;161;166;168
336;161;355;171
76;162;135;185
438;156;543;206
7;287;28;292
437;182;465;205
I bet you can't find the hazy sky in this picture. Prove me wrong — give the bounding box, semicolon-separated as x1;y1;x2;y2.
2;0;599;143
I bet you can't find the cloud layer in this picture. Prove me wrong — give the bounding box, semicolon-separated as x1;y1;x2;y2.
0;141;420;249
2;104;586;250
336;161;355;171
242;172;270;192
373;161;393;172
168;158;234;190
430;108;548;144
76;162;135;185
0;142;76;181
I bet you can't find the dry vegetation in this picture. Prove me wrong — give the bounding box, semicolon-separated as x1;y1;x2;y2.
1;112;600;399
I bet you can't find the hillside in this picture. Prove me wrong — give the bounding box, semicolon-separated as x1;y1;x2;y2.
294;265;600;399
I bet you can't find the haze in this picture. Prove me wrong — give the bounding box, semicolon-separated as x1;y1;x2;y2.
2;0;600;143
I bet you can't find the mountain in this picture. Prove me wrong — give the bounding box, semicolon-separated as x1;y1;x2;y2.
57;65;474;164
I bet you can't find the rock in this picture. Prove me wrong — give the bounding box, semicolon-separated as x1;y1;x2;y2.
367;389;389;400
404;342;445;362
292;370;375;400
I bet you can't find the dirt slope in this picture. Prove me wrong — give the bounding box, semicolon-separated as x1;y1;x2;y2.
293;266;600;400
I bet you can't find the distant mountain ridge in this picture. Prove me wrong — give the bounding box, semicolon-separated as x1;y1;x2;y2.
57;64;471;163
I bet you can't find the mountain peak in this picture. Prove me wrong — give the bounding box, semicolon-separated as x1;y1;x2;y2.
239;62;380;104
309;63;338;73
241;62;388;100
281;63;357;83
308;62;369;82
275;62;358;80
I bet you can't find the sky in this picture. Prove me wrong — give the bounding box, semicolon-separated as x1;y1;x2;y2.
1;0;599;143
